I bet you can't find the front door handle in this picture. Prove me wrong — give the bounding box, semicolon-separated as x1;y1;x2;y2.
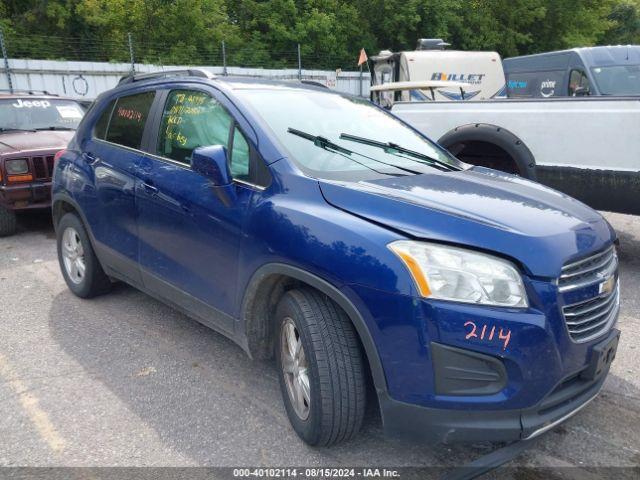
141;182;158;194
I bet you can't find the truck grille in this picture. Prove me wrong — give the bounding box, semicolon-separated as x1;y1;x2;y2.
30;156;55;180
560;246;619;343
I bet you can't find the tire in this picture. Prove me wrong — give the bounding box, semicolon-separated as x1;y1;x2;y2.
56;212;111;298
275;288;366;446
0;207;17;237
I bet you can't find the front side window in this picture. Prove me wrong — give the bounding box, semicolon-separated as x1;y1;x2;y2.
569;70;590;96
105;91;155;149
157;90;232;164
0;98;84;132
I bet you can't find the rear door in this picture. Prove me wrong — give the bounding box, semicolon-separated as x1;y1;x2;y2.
136;87;269;333
86;90;157;285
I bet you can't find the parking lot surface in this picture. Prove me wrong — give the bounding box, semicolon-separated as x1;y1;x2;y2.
0;211;638;475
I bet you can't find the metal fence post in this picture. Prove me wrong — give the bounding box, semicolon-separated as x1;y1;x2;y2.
222;41;227;76
297;43;302;80
128;32;135;74
0;26;13;93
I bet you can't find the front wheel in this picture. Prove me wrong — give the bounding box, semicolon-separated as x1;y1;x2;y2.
56;213;111;298
275;288;366;446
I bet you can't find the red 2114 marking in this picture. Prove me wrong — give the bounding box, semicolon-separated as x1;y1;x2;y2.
464;321;511;350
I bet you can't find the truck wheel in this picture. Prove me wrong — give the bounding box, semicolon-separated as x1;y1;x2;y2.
0;207;17;237
275;288;366;446
57;212;111;298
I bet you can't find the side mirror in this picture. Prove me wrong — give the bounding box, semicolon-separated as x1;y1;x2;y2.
573;86;590;97
191;145;231;186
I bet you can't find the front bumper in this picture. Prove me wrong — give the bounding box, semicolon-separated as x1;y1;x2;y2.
380;329;618;443
0;182;52;210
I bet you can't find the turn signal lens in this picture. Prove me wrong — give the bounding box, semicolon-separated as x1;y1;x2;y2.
7;174;34;183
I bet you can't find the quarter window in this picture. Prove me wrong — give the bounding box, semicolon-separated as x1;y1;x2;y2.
105;92;155;149
230;127;250;181
93;99;115;139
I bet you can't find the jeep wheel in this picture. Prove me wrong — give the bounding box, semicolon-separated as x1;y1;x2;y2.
0;207;17;237
57;213;111;298
275;288;366;446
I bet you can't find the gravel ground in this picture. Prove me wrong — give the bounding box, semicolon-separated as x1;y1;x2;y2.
0;210;638;478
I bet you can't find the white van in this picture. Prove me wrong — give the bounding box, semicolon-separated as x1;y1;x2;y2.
371;39;506;103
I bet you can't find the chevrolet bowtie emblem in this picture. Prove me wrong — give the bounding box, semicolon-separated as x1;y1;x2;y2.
599;276;616;295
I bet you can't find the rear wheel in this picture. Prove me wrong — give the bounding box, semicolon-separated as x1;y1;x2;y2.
0;207;17;237
275;288;366;446
57;213;111;298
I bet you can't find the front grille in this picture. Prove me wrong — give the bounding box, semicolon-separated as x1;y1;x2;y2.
558;246;617;292
563;285;619;342
46;155;54;176
560;245;619;343
32;157;47;179
30;155;55;180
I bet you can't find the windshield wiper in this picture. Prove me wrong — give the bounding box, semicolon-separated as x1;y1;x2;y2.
35;126;75;131
339;133;461;172
287;128;422;175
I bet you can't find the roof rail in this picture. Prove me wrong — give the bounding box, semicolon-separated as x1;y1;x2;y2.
118;69;216;85
0;89;58;96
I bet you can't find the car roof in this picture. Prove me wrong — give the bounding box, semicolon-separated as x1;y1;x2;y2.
504;45;640;69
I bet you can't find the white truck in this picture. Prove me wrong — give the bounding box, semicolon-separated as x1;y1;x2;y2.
390;96;639;215
369;41;639;215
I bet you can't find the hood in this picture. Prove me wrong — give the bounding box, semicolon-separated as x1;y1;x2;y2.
319;167;615;278
0;130;74;155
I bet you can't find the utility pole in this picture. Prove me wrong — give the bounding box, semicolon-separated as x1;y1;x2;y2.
297;43;302;81
128;32;135;75
222;41;227;76
0;26;13;93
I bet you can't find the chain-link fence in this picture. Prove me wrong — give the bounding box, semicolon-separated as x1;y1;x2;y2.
0;28;371;99
0;30;359;72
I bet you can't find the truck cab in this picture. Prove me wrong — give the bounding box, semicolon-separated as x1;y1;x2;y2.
504;46;640;98
370;39;506;105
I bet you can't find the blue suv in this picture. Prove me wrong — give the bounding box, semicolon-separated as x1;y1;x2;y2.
52;70;620;446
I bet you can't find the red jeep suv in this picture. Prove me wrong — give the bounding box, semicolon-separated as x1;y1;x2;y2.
0;91;86;236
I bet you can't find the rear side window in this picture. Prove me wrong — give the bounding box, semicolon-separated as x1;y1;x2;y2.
105;92;155;149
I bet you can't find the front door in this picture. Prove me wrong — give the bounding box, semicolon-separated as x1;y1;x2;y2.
136;88;263;334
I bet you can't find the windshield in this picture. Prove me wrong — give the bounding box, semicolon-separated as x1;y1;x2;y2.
591;65;640;95
0;98;84;131
235;88;463;181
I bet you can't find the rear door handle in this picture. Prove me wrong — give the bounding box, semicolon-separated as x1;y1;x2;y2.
141;182;158;194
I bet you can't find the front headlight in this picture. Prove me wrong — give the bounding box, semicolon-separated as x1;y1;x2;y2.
6;158;29;175
389;241;528;308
